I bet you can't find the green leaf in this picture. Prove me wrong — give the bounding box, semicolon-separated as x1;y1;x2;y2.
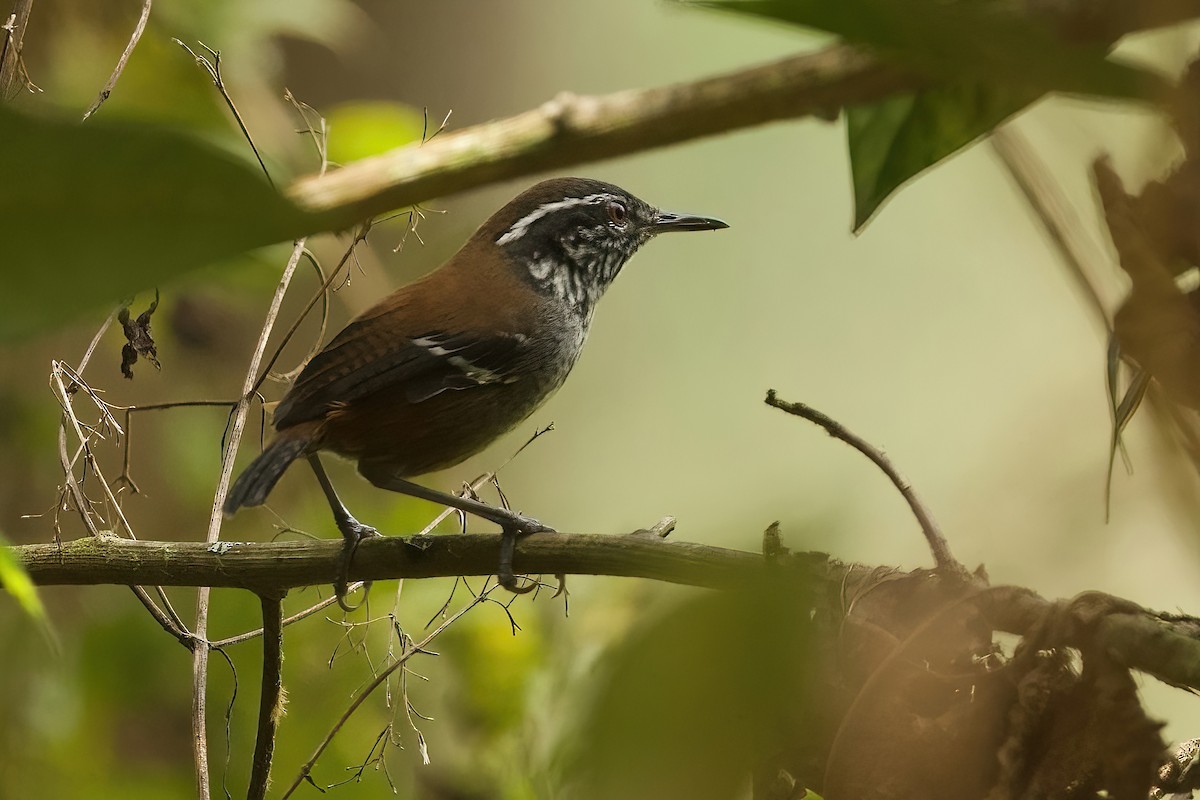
0;106;326;341
0;536;45;620
691;0;1164;101
325;101;424;166
847;82;1035;229
694;0;1163;229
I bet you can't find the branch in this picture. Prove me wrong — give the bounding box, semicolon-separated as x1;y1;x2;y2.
11;532;1200;692
16;532;760;591
765;390;967;577
288;46;914;224
81;0;152;121
286;0;1200;227
0;0;35;100
247;592;283;800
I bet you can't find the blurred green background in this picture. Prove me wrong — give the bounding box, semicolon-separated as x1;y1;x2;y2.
3;1;1200;797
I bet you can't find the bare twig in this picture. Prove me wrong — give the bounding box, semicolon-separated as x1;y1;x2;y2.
76;309;117;374
764;389;967;578
247;592;285;800
252;229;364;396
81;0;152;121
0;0;35;100
192;237;307;800
172;40;274;189
280;590;489;798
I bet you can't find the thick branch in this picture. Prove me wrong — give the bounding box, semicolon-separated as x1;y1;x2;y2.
288;46;914;224
12;533;1200;692
15;532;760;591
287;0;1200;226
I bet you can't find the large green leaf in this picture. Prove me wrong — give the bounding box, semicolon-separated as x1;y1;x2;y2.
0;107;325;340
693;0;1162;100
847;82;1036;229
693;0;1166;229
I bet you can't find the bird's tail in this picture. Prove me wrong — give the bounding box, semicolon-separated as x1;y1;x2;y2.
224;424;316;515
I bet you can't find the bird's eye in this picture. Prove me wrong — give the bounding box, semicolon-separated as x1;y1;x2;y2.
606;201;628;226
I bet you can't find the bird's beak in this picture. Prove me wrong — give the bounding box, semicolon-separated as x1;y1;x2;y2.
652;210;729;233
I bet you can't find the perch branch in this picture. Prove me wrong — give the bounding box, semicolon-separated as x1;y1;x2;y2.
11;532;1200;692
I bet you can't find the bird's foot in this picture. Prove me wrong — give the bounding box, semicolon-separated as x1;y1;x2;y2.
333;515;381;612
496;514;564;596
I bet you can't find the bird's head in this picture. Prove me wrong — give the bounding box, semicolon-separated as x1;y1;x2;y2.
486;177;728;313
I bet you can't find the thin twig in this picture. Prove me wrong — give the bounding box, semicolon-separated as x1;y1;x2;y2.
81;0;152;121
76;310;117;374
172;40;274;189
50;360;189;638
280;590;489;798
251;229;364;397
990;127;1114;330
247;592;285;800
192;238;307;800
209;590;352;649
764;389;967;578
0;0;34;100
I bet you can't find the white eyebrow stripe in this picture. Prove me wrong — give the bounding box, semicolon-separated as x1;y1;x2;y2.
496;193;609;245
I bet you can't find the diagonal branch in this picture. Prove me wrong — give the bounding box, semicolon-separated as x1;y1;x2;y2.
288;46;916;224
287;0;1200;228
765;390;967;577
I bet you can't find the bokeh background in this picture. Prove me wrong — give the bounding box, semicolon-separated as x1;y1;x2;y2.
3;1;1199;797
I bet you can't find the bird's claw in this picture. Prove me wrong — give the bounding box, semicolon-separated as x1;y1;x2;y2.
497;515;558;595
333;517;381;612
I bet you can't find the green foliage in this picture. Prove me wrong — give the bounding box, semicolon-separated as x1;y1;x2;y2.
0;533;44;620
691;0;1164;227
846;83;1035;228
0;107;323;341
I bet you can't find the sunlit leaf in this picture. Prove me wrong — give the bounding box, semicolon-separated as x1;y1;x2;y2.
0;106;326;341
325;101;425;166
0;535;45;620
691;0;1163;100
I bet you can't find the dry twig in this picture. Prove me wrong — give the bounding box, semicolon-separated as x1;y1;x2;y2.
81;0;152;121
765;389;967;578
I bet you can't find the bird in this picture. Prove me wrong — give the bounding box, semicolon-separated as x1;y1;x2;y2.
223;176;728;605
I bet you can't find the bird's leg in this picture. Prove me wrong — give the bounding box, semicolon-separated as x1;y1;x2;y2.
370;475;552;594
308;454;379;611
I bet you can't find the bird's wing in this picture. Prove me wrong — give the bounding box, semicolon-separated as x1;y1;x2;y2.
272;320;529;429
